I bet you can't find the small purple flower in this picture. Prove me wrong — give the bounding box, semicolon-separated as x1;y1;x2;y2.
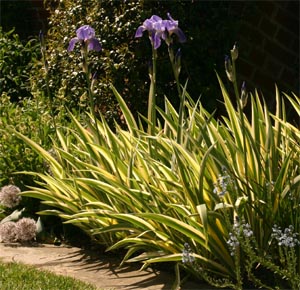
182;243;195;264
68;25;101;52
135;13;186;49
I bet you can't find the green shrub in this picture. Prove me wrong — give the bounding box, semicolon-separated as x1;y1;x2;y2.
34;0;145;124
0;89;85;243
0;94;46;188
0;27;39;101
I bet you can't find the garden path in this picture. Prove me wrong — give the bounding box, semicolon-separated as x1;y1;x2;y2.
0;243;214;290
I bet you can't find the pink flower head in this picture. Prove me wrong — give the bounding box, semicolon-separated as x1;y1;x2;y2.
0;221;17;242
15;218;37;242
0;185;22;208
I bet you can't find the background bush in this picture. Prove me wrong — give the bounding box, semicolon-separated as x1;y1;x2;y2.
33;0;240;124
0;28;39;101
0;93;53;188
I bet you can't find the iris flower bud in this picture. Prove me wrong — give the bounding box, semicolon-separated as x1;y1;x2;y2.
240;81;248;108
225;55;234;82
175;48;182;75
231;42;238;61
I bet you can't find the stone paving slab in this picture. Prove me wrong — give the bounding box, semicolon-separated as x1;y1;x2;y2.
0;243;212;290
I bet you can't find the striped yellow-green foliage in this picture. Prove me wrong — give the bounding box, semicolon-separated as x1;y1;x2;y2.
12;83;299;285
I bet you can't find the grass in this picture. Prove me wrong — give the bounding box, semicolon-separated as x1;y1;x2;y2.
0;261;98;290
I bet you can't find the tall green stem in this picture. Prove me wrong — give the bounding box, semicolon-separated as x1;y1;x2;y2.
148;45;157;136
81;46;101;142
231;57;239;101
230;52;250;206
168;46;184;144
81;47;94;115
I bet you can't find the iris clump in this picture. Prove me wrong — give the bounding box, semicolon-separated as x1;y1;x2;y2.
4;8;299;290
68;25;101;52
135;13;186;49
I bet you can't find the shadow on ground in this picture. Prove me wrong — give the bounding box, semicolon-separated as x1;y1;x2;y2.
0;243;216;290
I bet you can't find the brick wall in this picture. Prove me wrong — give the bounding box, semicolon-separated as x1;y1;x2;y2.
233;1;299;109
0;0;48;40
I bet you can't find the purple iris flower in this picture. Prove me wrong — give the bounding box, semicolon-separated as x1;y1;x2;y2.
164;13;186;44
68;25;101;52
135;13;186;49
135;15;164;49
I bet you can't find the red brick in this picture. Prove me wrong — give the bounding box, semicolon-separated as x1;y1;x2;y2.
228;2;246;18
252;70;277;95
275;7;299;36
265;40;295;65
251;69;279;111
240;22;265;45
275;27;297;50
249;48;266;67
257;1;277;17
292;37;299;53
240;3;262;24
275;1;289;10
260;17;278;38
280;67;299;90
238;38;252;58
238;58;255;79
264;58;284;79
285;1;300;18
257;69;278;86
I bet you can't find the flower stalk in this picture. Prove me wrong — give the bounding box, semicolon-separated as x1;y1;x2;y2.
68;25;102;128
168;46;185;143
230;43;240;101
135;13;186;138
148;45;157;135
